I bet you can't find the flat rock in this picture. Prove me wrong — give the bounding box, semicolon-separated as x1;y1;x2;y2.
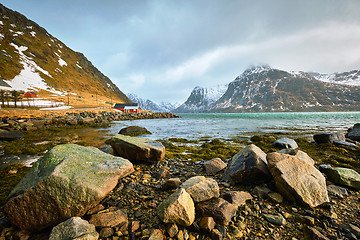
267;152;329;207
181;176;220;203
0;129;24;141
263;214;286;226
89;209;128;228
49;217;99;240
203;158;227;174
110;134;165;163
313;132;345;144
119;126;151;136
346;123;360;141
333;140;359;150
274;137;298;149
3;144;134;232
223;191;252;209
157;188;195;227
320;167;360;190
196;198;236;225
226;144;271;185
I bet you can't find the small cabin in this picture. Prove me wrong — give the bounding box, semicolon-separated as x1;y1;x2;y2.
114;103;140;113
24;91;37;98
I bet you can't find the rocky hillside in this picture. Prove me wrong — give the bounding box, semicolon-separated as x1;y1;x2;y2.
175;65;360;113
127;93;179;112
0;3;129;103
173;84;227;113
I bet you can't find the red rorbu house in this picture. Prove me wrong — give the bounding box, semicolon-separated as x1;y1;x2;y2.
114;103;140;113
24;91;37;98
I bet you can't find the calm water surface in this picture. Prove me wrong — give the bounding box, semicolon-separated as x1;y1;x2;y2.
106;112;360;140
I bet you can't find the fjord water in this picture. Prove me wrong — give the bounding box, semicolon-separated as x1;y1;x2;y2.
108;112;360;140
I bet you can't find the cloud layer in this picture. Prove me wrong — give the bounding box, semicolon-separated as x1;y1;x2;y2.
3;0;360;103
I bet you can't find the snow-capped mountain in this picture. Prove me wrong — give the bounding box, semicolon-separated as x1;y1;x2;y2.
0;3;129;102
309;70;360;86
175;65;360;113
127;93;179;112
173;84;227;113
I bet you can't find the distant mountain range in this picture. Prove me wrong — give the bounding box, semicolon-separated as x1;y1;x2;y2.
174;84;227;113
173;65;360;113
127;93;179;112
0;3;129;103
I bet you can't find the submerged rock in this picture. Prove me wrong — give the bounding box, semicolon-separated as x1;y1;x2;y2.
226;144;271;185
320;167;360;190
119;126;152;136
49;217;99;240
3;144;134;232
267;152;329;207
110;134;165;163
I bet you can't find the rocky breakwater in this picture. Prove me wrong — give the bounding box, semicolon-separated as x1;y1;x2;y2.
3;144;134;232
0;111;179;133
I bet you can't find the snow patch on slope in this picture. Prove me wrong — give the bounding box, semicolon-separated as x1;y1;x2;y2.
4;43;66;95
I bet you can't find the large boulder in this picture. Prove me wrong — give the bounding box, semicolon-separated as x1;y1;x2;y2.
49;217;99;240
110;134;165;163
3;144;134;232
180;176;220;203
119;126;152;136
157;188;195;227
225;144;271;185
320;167;360;190
313;132;345;144
346;123;360;141
274;138;298;149
267;152;329;207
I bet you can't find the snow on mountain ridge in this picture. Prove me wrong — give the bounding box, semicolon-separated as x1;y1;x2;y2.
127;93;178;112
310;71;360;86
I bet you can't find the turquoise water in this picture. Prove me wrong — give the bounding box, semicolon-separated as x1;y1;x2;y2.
107;112;360;140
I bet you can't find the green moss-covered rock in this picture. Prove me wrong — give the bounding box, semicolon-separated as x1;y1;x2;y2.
321;167;360;190
110;134;165;163
3;144;134;232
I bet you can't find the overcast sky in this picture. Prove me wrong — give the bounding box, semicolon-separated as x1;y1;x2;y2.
2;0;360;103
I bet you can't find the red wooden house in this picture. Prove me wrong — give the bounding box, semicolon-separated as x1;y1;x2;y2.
24;91;37;98
114;103;140;113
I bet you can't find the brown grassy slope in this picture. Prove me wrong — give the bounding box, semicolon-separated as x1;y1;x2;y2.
0;3;130;104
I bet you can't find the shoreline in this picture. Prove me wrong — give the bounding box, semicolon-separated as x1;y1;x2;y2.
0;111;180;132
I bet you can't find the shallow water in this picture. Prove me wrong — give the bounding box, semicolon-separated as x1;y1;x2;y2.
106;112;360;140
